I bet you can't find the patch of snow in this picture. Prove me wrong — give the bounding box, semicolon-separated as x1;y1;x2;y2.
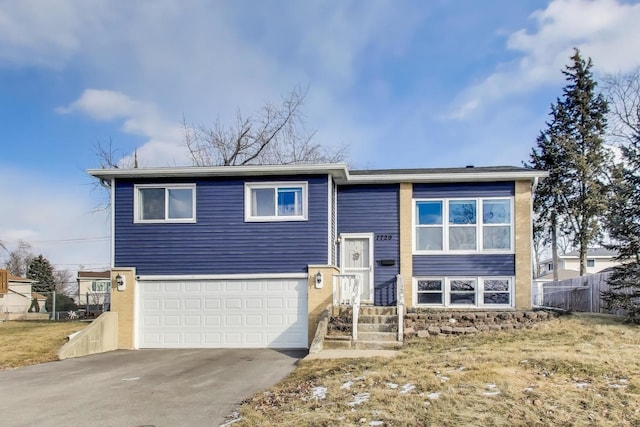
524;387;534;393
341;381;353;390
483;391;501;396
348;393;370;406
121;377;140;381
486;384;497;389
311;386;327;400
619;379;629;384
446;366;466;373
369;421;384;426
520;360;528;364
400;384;416;394
608;384;627;389
574;382;590;389
436;374;450;382
386;383;398;389
426;392;441;400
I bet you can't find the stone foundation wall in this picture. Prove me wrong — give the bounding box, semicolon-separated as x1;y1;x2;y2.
404;310;559;338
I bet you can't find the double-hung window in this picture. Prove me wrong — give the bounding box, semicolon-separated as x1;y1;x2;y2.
449;200;477;250
414;197;513;253
482;199;511;250
134;184;196;223
245;182;308;221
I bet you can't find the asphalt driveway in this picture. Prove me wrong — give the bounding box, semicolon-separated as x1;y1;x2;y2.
0;348;305;426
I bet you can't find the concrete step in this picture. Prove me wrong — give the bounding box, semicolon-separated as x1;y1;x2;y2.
354;340;403;350
358;323;398;333
323;336;352;349
357;332;398;342
359;306;397;316
358;315;398;324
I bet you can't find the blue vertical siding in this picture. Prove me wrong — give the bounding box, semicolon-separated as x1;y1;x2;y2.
413;181;514;198
413;254;515;276
114;175;329;275
337;185;400;306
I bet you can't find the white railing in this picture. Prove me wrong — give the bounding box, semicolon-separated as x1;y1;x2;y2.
333;274;361;340
396;274;404;342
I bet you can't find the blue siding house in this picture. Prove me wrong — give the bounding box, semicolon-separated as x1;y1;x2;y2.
89;163;546;350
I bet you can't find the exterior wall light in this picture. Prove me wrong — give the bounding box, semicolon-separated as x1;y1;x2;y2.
115;274;126;292
315;271;323;289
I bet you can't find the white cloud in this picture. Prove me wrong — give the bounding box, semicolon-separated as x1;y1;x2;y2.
448;0;640;119
0;0;113;68
58;89;188;166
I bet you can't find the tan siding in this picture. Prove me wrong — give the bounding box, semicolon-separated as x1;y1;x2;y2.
399;183;413;306
307;265;338;347
0;269;7;295
514;181;533;309
110;268;136;349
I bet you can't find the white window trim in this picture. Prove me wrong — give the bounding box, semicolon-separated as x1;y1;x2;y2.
244;181;308;222
91;280;111;292
413;197;514;254
413;276;514;308
134;183;197;224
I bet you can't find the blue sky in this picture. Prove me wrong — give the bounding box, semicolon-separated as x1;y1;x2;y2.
1;0;640;274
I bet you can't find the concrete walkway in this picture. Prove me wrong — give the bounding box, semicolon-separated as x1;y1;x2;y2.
304;349;400;360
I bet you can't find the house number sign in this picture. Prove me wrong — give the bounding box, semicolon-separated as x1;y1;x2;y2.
375;234;393;241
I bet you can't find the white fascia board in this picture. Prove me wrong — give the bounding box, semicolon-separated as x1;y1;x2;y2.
87;163;349;181
345;171;549;184
136;273;309;281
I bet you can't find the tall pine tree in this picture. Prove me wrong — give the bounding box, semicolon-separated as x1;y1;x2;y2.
603;110;640;322
27;255;56;293
528;49;610;276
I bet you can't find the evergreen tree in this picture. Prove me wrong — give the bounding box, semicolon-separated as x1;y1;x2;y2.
603;111;640;322
527;49;610;276
27;255;56;293
529;104;571;280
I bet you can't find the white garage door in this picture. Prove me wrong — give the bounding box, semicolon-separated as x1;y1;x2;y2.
137;277;308;349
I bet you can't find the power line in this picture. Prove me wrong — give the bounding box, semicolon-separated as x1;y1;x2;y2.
4;236;109;245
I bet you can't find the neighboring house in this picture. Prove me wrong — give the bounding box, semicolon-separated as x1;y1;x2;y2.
0;269;39;319
535;248;619;281
76;270;111;312
88;163;546;350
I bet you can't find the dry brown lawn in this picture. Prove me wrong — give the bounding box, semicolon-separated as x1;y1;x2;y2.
0;321;86;370
235;314;640;426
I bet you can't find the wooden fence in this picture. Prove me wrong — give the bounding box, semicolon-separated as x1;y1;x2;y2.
539;271;627;315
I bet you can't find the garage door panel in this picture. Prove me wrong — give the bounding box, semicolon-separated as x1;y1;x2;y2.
138;278;307;349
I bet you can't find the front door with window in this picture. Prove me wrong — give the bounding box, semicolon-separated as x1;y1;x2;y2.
340;234;374;304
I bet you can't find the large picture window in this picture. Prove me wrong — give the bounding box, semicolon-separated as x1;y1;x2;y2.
134;184;196;223
414;197;513;253
414;276;513;307
245;182;308;222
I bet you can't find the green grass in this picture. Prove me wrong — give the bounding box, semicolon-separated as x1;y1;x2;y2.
235;314;640;426
0;321;86;370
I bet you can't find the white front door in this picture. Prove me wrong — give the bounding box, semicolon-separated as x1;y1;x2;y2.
341;234;374;304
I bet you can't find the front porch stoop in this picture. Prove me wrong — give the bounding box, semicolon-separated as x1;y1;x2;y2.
325;306;403;350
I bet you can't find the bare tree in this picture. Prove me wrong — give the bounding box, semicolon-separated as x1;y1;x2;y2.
4;240;34;277
53;269;74;296
602;68;640;146
184;86;347;166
